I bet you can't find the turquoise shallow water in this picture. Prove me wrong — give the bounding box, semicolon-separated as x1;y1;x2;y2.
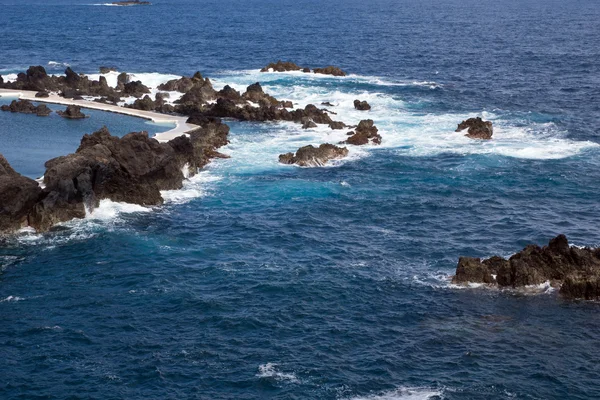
1;0;600;399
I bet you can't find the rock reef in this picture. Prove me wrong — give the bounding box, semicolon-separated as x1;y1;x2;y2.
344;120;381;145
260;61;347;76
279;144;349;167
452;235;600;299
57;105;87;119
456;117;493;140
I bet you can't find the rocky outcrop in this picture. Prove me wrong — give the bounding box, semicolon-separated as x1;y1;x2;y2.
345;120;381;145
99;66;118;74
313;66;346;77
354;100;371;111
1;99;52;116
301;118;317;129
260;61;304;72
279;144;349;167
122;80;151;98
35;91;50;98
456;117;493;140
241;82;279;105
260;62;346;76
0;120;229;234
126;94;174;113
329;121;346;130
0;155;42;235
452;235;600;300
57;105;87;119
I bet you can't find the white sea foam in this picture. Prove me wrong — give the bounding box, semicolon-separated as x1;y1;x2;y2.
0;296;25;303
86;199;151;221
347;387;443;400
256;363;300;384
161;170;222;205
47;61;70;68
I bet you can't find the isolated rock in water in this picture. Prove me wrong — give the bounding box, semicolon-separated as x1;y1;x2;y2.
260;61;304;72
0;155;43;235
452;235;600;299
321;101;334;107
329;121;346;130
456;117;493;140
279;144;349;167
354;100;371;111
345;119;381;145
57;105;87;119
313;66;347;76
99;66;117;74
0;99;51;116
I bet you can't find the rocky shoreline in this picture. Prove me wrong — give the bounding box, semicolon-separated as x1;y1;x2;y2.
453;235;600;299
1;65;496;237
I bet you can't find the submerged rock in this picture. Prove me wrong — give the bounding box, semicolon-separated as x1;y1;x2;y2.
57;105;87;119
345;119;381;145
354;100;371;111
456;117;493;140
0;99;52;116
452;235;600;299
279;144;349;167
329;121;346;130
99;66;118;74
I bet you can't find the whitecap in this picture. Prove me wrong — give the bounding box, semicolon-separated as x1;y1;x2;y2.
347;387;443;400
0;296;25;303
47;61;70;68
256;363;300;384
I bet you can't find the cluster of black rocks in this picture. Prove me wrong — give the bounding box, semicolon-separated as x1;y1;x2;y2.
1;99;87;119
453;235;600;299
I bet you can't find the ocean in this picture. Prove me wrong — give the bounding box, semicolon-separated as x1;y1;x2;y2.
1;0;600;399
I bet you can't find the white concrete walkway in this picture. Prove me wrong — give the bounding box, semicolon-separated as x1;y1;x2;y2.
0;88;198;141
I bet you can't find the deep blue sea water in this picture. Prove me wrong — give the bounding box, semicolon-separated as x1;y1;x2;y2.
1;0;600;399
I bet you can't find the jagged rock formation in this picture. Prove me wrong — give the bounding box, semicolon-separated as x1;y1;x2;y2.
354;100;371;110
456;117;493;139
345;120;381;145
452;235;600;300
57;105;87;119
0;119;229;234
279;144;349;167
0;155;42;234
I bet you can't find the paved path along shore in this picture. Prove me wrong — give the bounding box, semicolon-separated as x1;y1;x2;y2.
0;88;199;142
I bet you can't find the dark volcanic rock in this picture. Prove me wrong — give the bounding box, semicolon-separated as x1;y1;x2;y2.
260;61;304;72
345;120;381;145
313;66;347;77
329;121;346;130
26;122;229;232
278;144;349;167
217;85;243;103
174;73;217;107
301;118;317;129
1;99;51;116
321;102;335;107
122;81;151;98
456;117;493;140
57;105;87;119
452;235;600;299
35;91;50;98
116;72;130;90
354;99;371;111
99;66;118;74
242;82;279;105
0;155;42;234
